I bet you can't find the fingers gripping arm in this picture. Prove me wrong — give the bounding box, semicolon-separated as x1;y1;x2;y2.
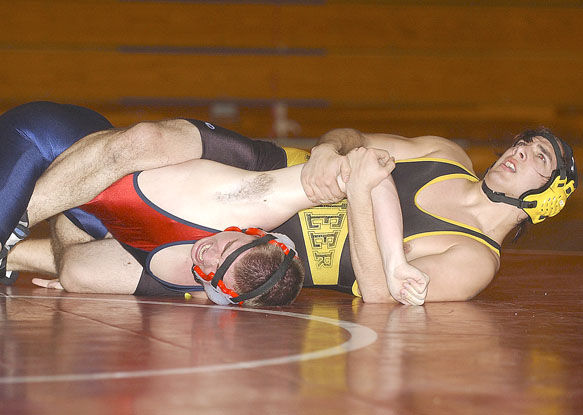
300;129;364;203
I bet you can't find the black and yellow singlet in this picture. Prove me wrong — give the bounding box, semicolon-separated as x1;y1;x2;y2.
279;151;501;295
394;158;501;254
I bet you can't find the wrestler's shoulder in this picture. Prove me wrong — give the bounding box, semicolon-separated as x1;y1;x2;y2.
364;132;473;169
421;135;473;168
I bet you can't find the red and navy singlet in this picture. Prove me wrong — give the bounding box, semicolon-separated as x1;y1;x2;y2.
82;172;218;261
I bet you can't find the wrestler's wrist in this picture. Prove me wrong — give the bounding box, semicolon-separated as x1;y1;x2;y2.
345;186;370;202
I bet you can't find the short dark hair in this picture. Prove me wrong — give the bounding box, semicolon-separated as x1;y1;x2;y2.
232;244;305;306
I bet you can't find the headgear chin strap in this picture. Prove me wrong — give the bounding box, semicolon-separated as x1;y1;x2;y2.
482;133;578;224
191;227;297;305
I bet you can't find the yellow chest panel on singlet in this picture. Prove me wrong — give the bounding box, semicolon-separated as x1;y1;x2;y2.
283;147;349;285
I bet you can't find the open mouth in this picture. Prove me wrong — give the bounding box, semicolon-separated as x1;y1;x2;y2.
503;160;516;172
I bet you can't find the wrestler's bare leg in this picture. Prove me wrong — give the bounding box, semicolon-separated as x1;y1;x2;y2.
26;119;202;227
49;214;96;270
6;213;95;277
32;239;142;294
27;213;142;294
57;239;142;294
6;238;56;275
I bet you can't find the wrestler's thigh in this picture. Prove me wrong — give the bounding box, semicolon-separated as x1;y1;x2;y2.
60;239;142;294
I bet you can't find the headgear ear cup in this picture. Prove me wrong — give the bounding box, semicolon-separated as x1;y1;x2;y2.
519;137;577;223
482;132;577;223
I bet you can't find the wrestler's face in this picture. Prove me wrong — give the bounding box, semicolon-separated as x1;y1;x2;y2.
190;231;258;289
484;136;557;198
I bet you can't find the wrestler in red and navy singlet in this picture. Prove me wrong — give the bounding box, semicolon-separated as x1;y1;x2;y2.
79;119;297;296
80;172;219;295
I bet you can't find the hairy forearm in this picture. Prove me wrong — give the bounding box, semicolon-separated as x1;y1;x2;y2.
315;128;366;155
371;178;406;271
6;238;56;275
346;190;394;303
371;177;431;306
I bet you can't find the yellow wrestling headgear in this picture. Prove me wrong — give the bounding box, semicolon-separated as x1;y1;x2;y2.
482;128;578;224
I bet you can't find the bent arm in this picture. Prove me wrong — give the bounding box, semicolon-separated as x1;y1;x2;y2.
346;187;394;303
141;160;316;232
370;178;406;270
371;179;429;305
302;128;456;203
302;126;475;201
347;175;429;305
315;128;368;155
357;185;497;303
315;128;464;161
370;177;495;303
343;148;401;303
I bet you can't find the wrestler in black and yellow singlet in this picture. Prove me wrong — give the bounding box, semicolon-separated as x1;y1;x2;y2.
195;122;500;295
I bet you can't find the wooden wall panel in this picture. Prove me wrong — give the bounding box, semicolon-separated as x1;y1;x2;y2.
3;2;280;48
2;2;582;53
2;51;583;107
1;1;582;143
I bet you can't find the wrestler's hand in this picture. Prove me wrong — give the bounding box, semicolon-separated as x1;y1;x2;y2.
32;278;64;290
301;144;351;204
388;263;429;306
345;147;395;193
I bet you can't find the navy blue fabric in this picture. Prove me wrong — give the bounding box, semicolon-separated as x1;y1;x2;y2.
0;101;111;244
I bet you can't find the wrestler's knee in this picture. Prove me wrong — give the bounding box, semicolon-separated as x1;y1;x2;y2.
106;122;165;169
115;119;201;168
58;246;91;292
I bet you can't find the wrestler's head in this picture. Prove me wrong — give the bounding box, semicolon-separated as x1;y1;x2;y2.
190;228;304;306
482;127;577;223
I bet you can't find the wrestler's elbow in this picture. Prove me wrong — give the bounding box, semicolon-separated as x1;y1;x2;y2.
361;290;395;304
327;127;362;137
319;128;365;151
425;285;481;303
